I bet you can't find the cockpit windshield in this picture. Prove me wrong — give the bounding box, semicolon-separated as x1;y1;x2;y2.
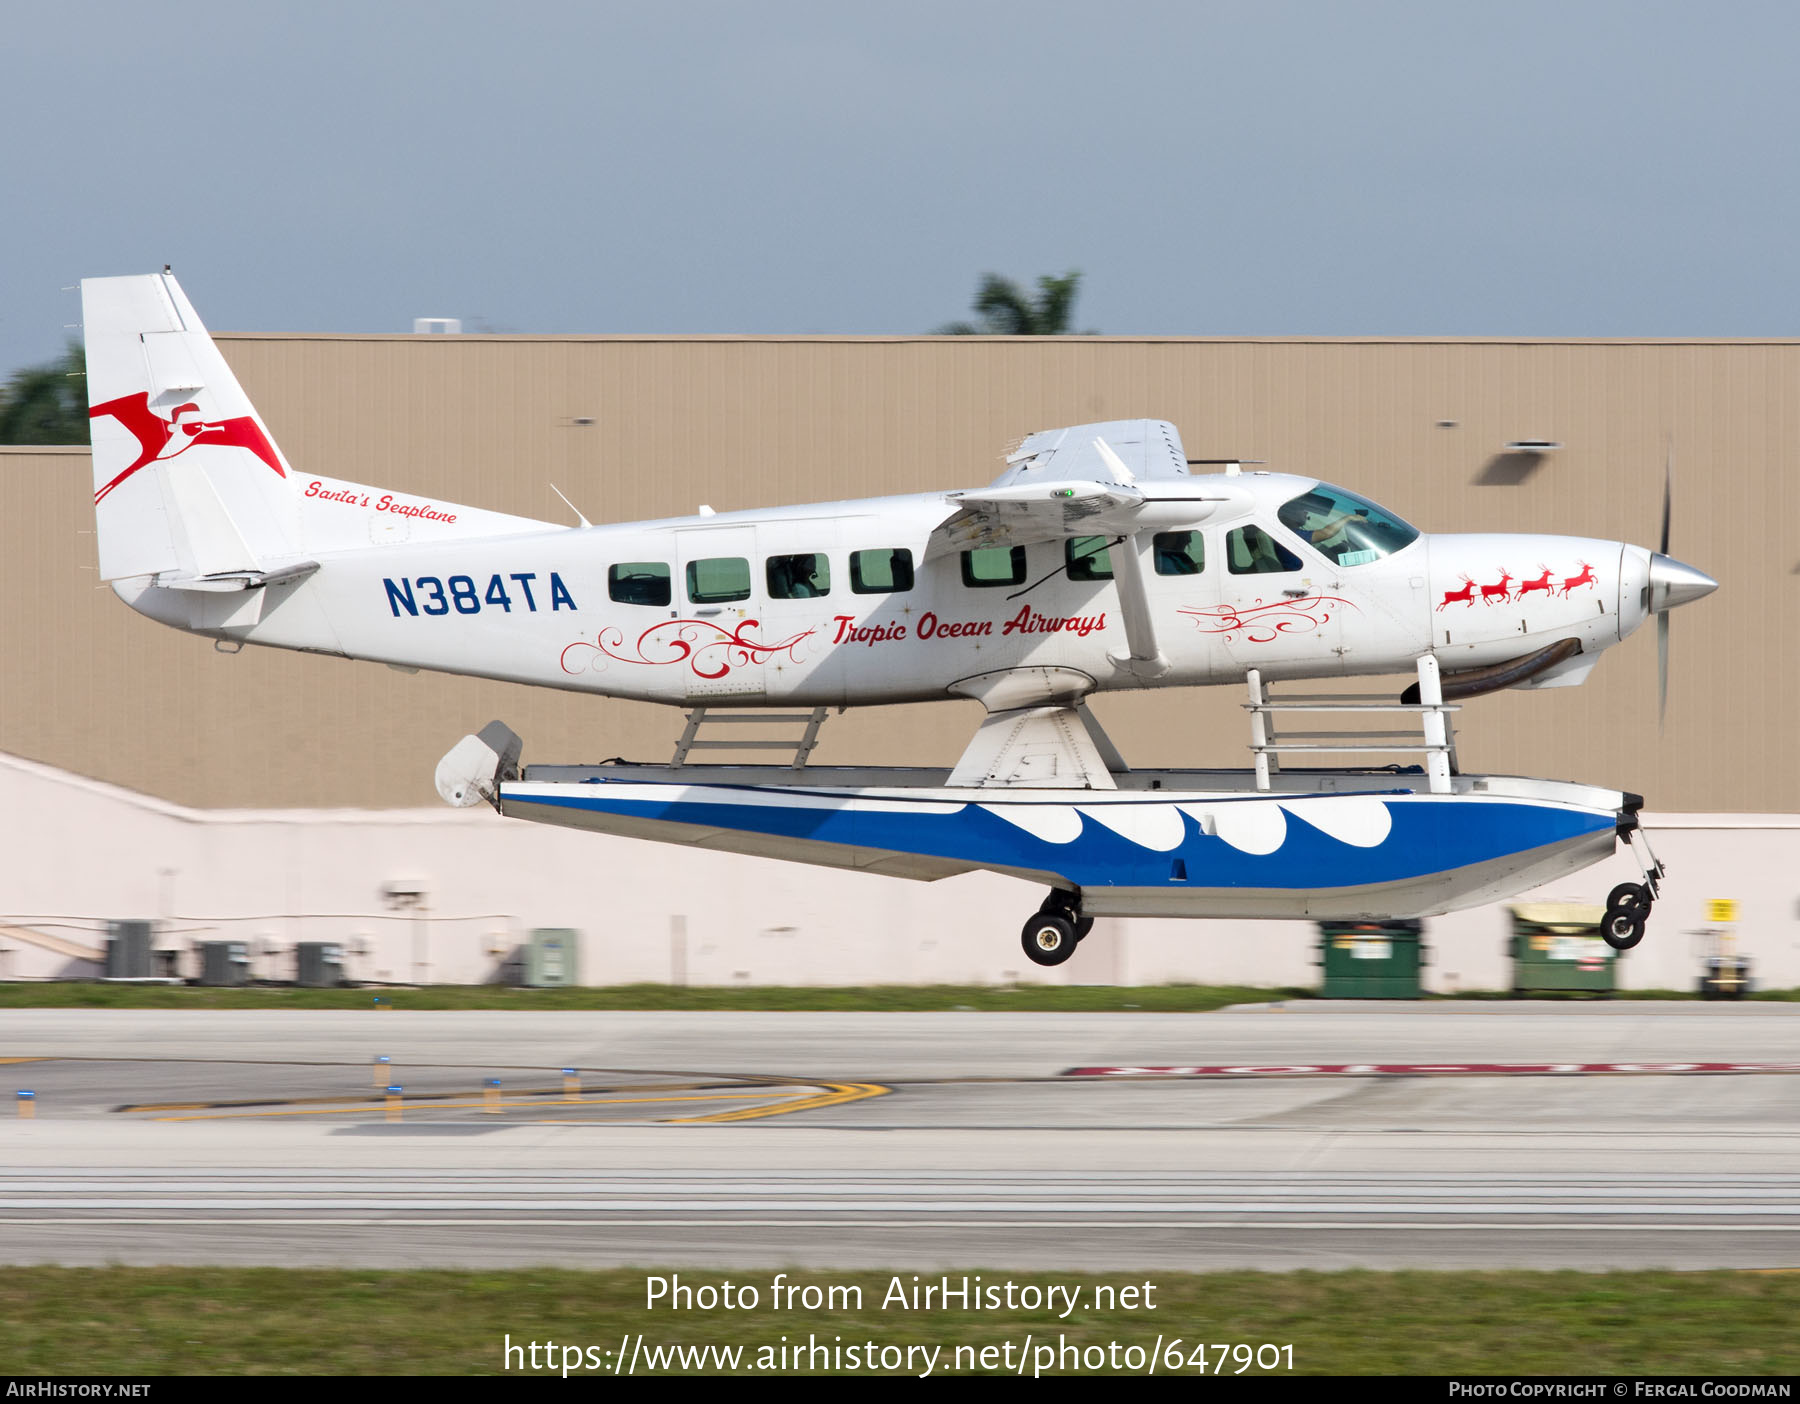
1277;484;1420;567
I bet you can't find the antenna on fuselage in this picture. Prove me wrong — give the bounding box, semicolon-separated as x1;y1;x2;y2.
548;484;591;529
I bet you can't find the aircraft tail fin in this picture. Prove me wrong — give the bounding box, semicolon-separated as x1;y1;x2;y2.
82;272;304;582
82;271;555;587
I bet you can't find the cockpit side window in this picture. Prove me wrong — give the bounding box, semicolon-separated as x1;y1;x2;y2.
1153;530;1205;575
1226;525;1302;575
1277;485;1420;567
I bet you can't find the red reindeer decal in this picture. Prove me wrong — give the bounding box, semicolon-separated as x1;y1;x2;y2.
1560;560;1597;597
1516;565;1555;602
1437;575;1477;611
1479;569;1514;605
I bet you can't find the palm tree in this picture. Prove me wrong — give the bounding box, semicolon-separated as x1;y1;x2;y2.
938;271;1094;335
0;343;88;444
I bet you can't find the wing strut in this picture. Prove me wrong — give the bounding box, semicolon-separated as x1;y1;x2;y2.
1081;439;1169;681
1107;531;1170;680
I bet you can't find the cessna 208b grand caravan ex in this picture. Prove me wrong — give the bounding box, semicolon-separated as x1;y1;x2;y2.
82;272;1717;965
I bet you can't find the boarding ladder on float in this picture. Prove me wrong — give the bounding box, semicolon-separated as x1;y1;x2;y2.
670;706;831;768
1245;655;1459;795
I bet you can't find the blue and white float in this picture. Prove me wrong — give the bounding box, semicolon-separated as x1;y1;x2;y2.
501;770;1628;922
437;655;1664;967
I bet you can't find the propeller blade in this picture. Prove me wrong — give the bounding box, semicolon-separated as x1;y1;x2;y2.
1658;436;1672;731
1657;610;1669;732
1660;438;1672;556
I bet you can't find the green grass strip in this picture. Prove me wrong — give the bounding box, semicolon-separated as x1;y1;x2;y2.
0;982;1301;1011
0;982;1794;1011
0;1267;1795;1375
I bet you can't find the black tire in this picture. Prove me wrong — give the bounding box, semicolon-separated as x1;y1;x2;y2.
1021;912;1079;966
1601;906;1645;951
1607;882;1651;912
1074;916;1096;942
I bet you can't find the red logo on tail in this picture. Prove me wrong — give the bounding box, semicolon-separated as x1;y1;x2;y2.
88;392;283;504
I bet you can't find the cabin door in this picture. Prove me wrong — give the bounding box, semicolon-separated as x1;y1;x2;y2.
674;526;768;702
1207;520;1345;676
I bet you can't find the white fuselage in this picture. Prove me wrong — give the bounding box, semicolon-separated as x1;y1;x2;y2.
116;469;1652;707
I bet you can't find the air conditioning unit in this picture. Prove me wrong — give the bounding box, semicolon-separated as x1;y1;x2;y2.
106;921;153;979
198;941;250;987
296;942;347;988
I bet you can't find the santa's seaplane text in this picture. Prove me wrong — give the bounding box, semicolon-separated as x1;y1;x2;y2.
82;272;1716;966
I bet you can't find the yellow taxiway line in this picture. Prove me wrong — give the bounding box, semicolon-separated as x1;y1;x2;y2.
148;1080;892;1124
152;1090;798;1122
121;1079;724;1114
671;1081;890;1123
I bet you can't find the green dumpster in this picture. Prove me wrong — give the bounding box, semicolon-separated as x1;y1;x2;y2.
1317;920;1426;998
1507;903;1618;997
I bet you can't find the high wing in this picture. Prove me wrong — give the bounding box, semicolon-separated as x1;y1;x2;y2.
925;478;1146;556
991;418;1191;488
927;419;1232;683
925;418;1222;561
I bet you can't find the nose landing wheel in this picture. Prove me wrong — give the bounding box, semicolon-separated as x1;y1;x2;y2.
1602;881;1653;951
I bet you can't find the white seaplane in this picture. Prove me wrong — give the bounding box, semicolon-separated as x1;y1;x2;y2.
81;271;1717;965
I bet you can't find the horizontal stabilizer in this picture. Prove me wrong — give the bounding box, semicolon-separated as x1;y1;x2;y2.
153;561;321;593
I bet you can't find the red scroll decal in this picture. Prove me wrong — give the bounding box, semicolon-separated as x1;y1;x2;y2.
1178;596;1356;643
561;619;816;680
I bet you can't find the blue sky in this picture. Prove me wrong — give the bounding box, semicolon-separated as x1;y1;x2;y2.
4;1;1797;372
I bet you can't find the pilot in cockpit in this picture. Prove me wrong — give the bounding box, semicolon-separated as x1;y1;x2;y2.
1296;501;1368;551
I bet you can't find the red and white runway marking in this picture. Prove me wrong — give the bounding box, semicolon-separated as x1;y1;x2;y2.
1064;1061;1800;1077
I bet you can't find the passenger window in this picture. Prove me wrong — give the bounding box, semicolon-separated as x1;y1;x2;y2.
961;545;1027;588
1227;526;1302;575
686;556;751;604
767;553;831;599
850;548;914;594
1065;537;1114;581
608;561;671;607
1153;531;1205;576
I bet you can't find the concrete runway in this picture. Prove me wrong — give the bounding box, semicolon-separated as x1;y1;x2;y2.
3;1002;1797;1271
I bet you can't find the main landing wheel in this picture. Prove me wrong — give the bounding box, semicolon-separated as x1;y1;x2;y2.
1038;892;1094;942
1607;882;1652;912
1022;911;1079;966
1601;906;1646;951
